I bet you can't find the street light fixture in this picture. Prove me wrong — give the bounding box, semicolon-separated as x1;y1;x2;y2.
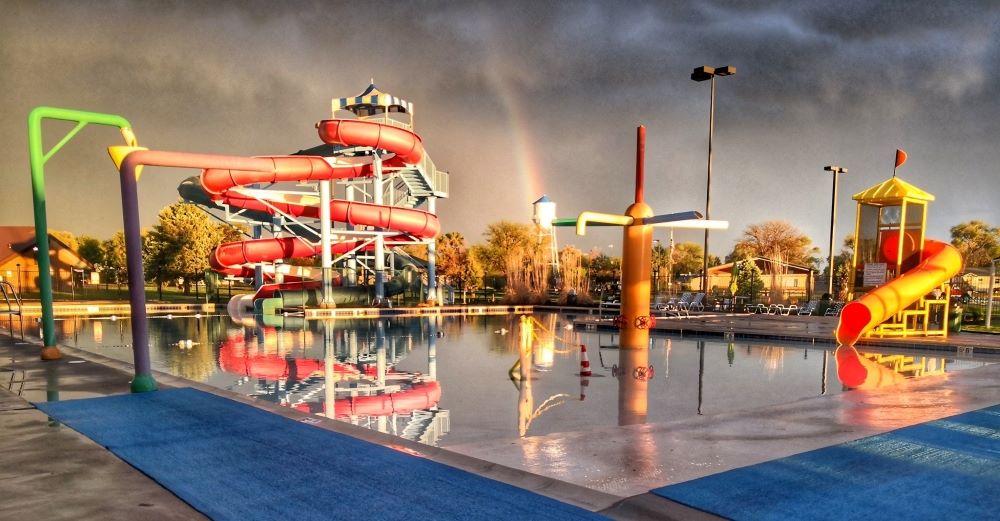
823;165;848;296
692;65;736;292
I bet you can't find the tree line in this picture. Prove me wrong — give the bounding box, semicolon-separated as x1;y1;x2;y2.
58;202;997;304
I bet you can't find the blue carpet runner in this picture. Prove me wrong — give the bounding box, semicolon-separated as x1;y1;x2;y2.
37;387;606;521
651;404;1000;521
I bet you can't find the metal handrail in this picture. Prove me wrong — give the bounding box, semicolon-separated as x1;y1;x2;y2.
0;280;25;341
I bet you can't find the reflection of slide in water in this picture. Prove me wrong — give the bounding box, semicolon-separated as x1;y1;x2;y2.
218;330;439;418
193;119;439;293
835;239;961;345
834;345;907;389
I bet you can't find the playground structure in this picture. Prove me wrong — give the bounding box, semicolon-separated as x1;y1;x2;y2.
835;176;962;345
550;126;727;352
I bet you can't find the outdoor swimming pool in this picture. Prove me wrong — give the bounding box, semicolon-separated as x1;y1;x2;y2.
45;312;993;448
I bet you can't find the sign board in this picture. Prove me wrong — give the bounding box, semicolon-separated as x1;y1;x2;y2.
863;262;887;287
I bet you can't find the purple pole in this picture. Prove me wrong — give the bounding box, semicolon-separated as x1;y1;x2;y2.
119;163;156;392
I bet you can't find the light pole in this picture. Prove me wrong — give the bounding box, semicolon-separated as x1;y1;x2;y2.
824;165;848;296
987;257;999;328
691;65;736;294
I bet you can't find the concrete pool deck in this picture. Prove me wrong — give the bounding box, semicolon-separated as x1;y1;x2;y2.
2;313;1000;520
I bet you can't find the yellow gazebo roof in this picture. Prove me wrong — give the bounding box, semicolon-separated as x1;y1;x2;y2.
852;177;935;204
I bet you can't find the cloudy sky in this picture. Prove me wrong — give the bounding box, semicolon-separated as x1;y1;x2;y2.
2;0;997;260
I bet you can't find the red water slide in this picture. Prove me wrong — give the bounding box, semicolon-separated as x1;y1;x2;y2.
203;119;440;279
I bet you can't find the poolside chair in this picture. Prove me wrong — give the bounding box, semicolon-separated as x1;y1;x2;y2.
768;303;797;315
797;300;820;316
670;292;693;311
824;301;845;316
681;293;706;312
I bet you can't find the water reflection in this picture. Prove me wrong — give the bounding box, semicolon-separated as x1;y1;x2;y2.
834;345;948;390
45;312;994;448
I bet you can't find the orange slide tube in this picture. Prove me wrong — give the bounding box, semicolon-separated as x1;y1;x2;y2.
835;239;962;345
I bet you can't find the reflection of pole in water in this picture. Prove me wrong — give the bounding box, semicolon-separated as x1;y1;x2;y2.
323;320;335;419
821;349;828;395
427;316;438;380
697;340;705;415
517;316;534;436
618;347;649;426
376;320;386;386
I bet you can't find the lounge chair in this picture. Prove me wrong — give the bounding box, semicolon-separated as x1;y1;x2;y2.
824;301;845;316
797;300;820;315
681;293;706;312
768;303;798;315
670;293;693;311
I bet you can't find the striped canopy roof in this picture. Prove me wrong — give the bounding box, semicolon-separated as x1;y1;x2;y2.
336;82;413;113
853;177;935;204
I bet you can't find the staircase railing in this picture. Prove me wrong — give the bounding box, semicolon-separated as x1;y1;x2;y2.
0;280;25;342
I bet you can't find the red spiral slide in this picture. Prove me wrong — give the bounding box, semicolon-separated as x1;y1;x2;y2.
202;119;440;281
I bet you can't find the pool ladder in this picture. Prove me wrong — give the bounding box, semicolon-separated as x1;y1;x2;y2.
0;280;25;342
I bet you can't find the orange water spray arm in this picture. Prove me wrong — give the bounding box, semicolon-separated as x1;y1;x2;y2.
568;126;729;353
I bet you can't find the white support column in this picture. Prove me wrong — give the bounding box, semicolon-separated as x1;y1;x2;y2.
320;180;334;307
272;216;284;285
427;197;438;303
373;154;386;301
345;184;357;287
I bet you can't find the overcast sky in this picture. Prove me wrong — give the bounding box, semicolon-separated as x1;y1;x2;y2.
2;0;997;260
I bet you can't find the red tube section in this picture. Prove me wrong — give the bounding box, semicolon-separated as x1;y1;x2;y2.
835;239;962;345
203;119;438;278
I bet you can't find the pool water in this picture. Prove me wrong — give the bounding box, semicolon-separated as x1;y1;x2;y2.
50;312;992;447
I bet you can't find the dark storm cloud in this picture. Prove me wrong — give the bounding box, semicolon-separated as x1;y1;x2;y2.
1;0;997;256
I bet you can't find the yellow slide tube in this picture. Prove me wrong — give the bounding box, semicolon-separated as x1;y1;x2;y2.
836;240;962;345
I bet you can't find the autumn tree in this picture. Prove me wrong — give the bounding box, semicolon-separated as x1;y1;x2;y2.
733;220;819;269
434;232;484;301
950;220;1000;267
479;221;549;303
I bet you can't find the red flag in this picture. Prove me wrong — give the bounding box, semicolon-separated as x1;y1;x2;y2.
895;149;907;168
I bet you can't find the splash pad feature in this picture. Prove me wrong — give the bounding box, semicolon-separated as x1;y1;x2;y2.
552;126;727;422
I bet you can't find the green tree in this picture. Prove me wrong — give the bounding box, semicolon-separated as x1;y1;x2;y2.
950;220;1000;267
77;235;104;267
478;221;534;277
671;242;718;278
733;259;764;301
101;232;128;286
147;202;240;294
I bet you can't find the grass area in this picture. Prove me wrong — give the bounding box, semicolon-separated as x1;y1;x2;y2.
18;284;249;304
960;324;1000;335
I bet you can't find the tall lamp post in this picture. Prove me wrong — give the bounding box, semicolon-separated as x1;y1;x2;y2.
823;165;848;296
691;65;736;293
987;257;999;328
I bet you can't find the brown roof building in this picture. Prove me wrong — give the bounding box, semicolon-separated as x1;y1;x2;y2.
0;226;91;294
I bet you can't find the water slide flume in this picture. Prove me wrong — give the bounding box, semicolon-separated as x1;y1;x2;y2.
835;239;962;345
202;119;439;279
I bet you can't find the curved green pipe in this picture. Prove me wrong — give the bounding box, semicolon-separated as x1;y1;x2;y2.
28;107;133;360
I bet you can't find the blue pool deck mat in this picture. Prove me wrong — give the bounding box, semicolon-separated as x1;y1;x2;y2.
36;387;607;521
651;403;1000;521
